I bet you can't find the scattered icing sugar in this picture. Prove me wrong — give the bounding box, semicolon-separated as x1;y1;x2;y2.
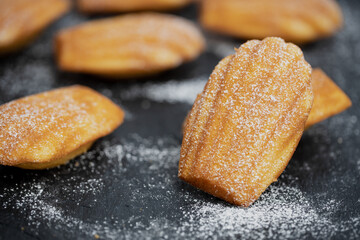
121;76;207;104
0;1;359;239
1;134;358;239
0;60;55;97
208;38;241;58
177;184;331;240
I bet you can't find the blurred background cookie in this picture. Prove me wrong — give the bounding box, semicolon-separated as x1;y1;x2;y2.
200;0;343;44
307;68;352;128
55;13;205;78
182;67;352;131
0;85;124;169
0;0;70;54
77;0;193;14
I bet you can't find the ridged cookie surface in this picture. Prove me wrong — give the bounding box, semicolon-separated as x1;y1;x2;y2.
0;85;124;169
77;0;193;13
183;68;352;130
179;37;313;207
0;0;69;54
55;13;205;78
200;0;343;43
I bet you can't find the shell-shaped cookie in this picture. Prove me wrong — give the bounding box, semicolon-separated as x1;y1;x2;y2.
306;68;352;128
179;37;313;207
0;0;70;54
200;0;343;43
77;0;193;13
183;68;352;131
55;13;205;78
0;85;124;169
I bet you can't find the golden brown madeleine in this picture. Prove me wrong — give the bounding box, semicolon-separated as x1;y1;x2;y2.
55;13;205;78
183;68;352;130
0;0;70;54
0;85;124;169
179;37;313;207
306;68;352;128
200;0;343;43
77;0;193;13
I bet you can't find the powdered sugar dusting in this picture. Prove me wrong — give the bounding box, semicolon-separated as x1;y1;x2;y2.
121;76;207;104
0;60;55;97
0;1;359;238
0;86;121;165
179;184;329;239
1;134;358;239
208;38;240;58
180;38;313;206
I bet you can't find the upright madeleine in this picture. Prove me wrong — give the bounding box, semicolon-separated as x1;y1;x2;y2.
55;13;205;78
306;68;352;128
0;0;70;54
77;0;193;13
200;0;343;43
183;68;352;131
179;38;313;207
0;85;124;169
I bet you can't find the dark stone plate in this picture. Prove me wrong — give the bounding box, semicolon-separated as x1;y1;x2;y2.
0;1;359;239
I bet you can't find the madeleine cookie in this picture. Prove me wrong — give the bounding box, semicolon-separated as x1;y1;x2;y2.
179;38;313;207
77;0;193;13
200;0;343;43
183;68;352;130
306;68;352;128
0;0;70;54
55;13;205;78
0;85;124;169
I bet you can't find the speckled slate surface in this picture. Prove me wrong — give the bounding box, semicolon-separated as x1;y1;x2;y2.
0;1;359;239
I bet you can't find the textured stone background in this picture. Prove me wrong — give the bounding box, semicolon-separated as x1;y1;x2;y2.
0;1;359;239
